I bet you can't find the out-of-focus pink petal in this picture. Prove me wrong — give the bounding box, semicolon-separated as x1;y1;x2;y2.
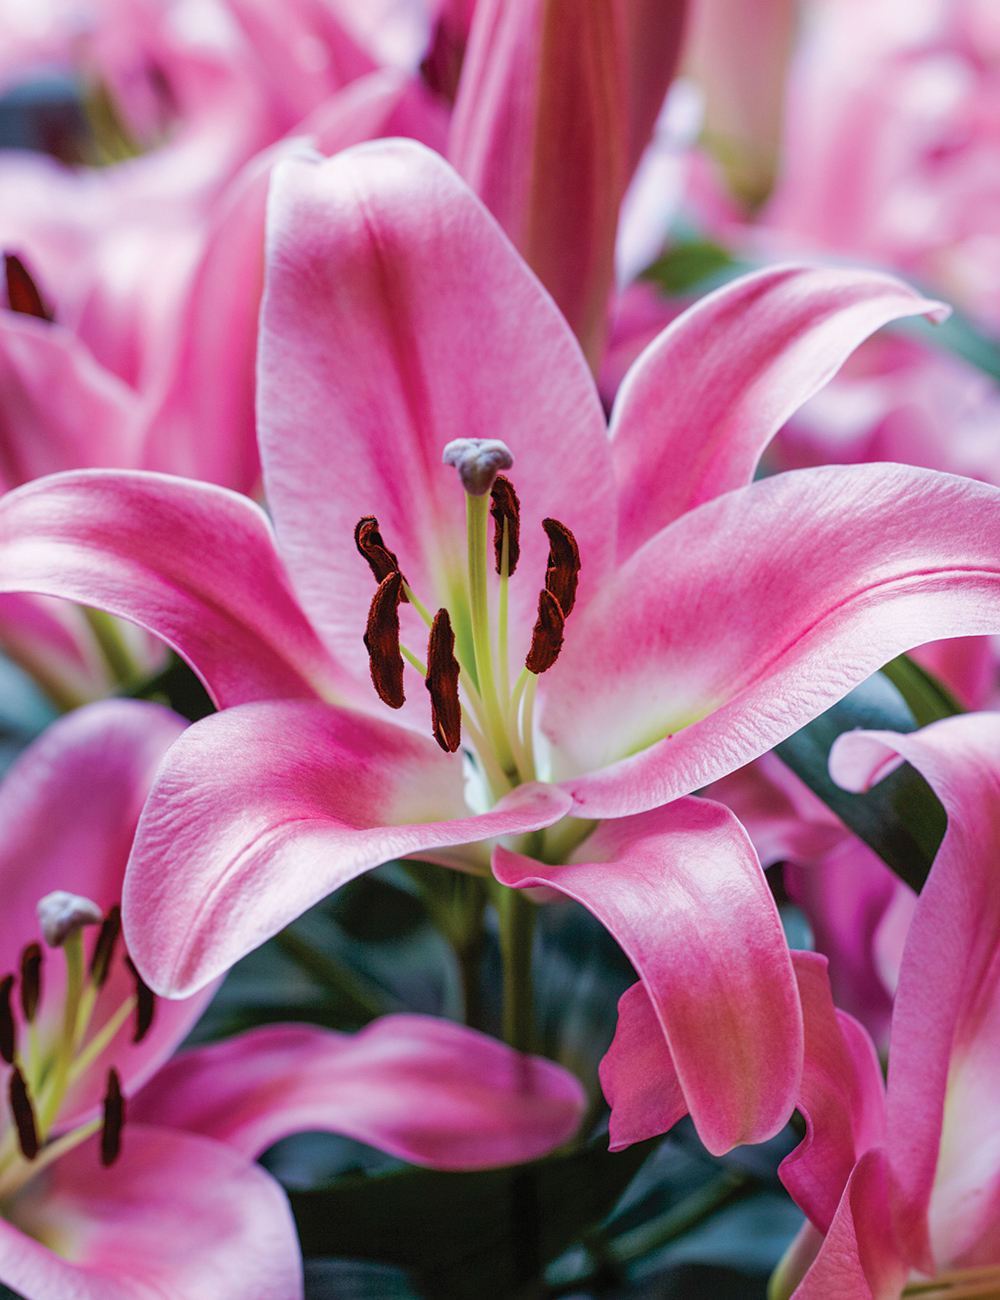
609;265;948;560
493;796;802;1155
131;1017;586;1169
785;840;906;1052
0;700;218;1120
831;714;1000;1269
705;759;846;869
599;981;686;1150
791;1150;907;1300
546;463;1000;819
449;0;684;366
0;593;114;710
123;699;572;998
780;952;886;1236
0;469;348;708
0;316;141;492
0;1126;301;1300
257;140;614;692
142;70;449;497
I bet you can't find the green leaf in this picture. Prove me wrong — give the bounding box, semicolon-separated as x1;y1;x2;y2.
640;241;735;296
775;670;946;893
289;1137;660;1300
879;653;962;727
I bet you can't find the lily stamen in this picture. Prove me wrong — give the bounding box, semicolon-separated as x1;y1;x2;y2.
8;1068;38;1161
904;1263;1000;1298
100;1068;124;1167
426;609;462;753
364;571;406;708
125;957;155;1043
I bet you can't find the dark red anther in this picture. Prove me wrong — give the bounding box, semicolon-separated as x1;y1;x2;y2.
9;1067;38;1160
542;519;580;616
125;957;155;1043
525;588;566;674
425;609;462;753
364;571;406;709
489;477;520;576
19;944;41;1023
0;975;14;1065
354;516;408;600
90;905;121;989
4;254;52;321
101;1068;125;1167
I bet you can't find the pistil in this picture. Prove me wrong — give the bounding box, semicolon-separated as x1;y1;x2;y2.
904;1264;1000;1298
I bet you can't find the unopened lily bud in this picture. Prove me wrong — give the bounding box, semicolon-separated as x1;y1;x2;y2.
37;891;103;948
442;438;513;496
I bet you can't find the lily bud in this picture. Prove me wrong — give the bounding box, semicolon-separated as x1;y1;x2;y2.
37;891;103;948
442;438;513;495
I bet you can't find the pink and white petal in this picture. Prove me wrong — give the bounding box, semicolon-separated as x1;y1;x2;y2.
0;698;218;1117
779;952;886;1236
791;1150;908;1300
599;981;687;1150
0;316;141;492
0;1126;301;1300
449;0;683;366
0;593;116;710
123;699;572;998
257;139;615;689
0;469;348;709
784;840;906;1052
830;715;1000;1269
546;463;1000;818
130;1016;585;1169
493;796;802;1155
610;264;948;560
705;759;846;869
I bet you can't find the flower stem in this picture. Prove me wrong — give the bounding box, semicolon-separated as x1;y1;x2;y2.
498;884;536;1053
467;493;517;780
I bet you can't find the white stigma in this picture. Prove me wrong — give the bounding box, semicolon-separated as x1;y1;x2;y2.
37;891;103;948
442;438;513;495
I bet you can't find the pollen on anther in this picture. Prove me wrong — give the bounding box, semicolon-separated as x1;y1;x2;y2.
90;905;122;988
4;253;52;322
19;944;41;1024
125;957;155;1043
542;519;581;616
0;975;14;1065
425;609;462;753
525;588;566;674
9;1067;38;1160
354;516;408;600
364;571;406;709
489;477;520;576
101;1068;125;1167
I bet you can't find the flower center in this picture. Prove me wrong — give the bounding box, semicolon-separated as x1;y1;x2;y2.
0;892;155;1203
356;440;580;801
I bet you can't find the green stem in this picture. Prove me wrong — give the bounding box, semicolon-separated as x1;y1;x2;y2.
38;932;85;1133
83;607;139;685
274;930;384;1022
498;884;536;1053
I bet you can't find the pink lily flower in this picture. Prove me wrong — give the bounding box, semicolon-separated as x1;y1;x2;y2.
0;696;586;1299
770;711;1000;1299
2;141;1000;1154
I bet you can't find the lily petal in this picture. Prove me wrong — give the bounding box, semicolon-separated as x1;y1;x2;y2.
449;0;684;366
0;1126;301;1300
0;700;217;1119
0;469;346;708
123;699;572;997
0;315;141;492
598;980;686;1150
790;1150;907;1300
130;1017;585;1169
493;796;802;1155
610;264;948;559
780;951;886;1236
257;139;614;692
830;714;1000;1269
547;463;1000;817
